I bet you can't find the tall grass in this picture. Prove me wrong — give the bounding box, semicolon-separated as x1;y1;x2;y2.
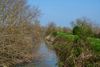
50;32;100;67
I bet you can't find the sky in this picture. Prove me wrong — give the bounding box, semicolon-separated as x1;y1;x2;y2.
27;0;100;27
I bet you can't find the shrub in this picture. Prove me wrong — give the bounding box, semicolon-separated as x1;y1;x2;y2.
72;19;93;39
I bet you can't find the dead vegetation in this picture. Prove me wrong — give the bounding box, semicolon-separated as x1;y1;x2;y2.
0;0;41;66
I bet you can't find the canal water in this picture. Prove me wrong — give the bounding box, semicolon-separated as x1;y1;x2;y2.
16;42;58;67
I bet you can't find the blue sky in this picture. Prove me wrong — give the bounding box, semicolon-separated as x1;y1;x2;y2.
27;0;100;27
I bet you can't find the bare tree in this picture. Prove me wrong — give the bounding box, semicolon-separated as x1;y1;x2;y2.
0;0;40;66
45;22;57;36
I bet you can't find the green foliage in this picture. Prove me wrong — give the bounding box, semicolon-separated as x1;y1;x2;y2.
56;32;71;35
87;37;100;54
46;18;100;67
52;32;58;36
73;26;81;35
54;32;79;41
72;19;93;39
50;31;100;67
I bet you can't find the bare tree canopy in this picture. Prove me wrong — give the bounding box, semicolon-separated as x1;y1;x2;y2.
0;0;40;66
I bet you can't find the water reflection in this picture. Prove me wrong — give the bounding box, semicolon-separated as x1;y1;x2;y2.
16;42;58;67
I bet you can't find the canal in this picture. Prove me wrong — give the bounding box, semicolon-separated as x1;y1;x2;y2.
16;42;58;67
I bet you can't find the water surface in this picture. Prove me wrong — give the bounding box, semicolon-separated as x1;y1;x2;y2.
16;42;58;67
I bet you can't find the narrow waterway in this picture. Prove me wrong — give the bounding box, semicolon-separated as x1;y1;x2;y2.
16;42;58;67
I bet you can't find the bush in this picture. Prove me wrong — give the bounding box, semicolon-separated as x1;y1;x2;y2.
72;19;93;39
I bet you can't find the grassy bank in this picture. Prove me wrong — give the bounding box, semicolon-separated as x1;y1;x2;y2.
44;20;100;67
47;32;100;67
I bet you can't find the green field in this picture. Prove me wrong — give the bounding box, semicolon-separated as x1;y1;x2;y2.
87;37;100;53
53;32;100;53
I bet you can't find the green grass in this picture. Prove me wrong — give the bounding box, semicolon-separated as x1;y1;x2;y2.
55;32;79;41
51;32;100;67
53;31;100;53
52;31;100;54
87;37;100;54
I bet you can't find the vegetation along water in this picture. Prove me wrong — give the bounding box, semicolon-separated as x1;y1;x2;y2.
0;0;100;67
